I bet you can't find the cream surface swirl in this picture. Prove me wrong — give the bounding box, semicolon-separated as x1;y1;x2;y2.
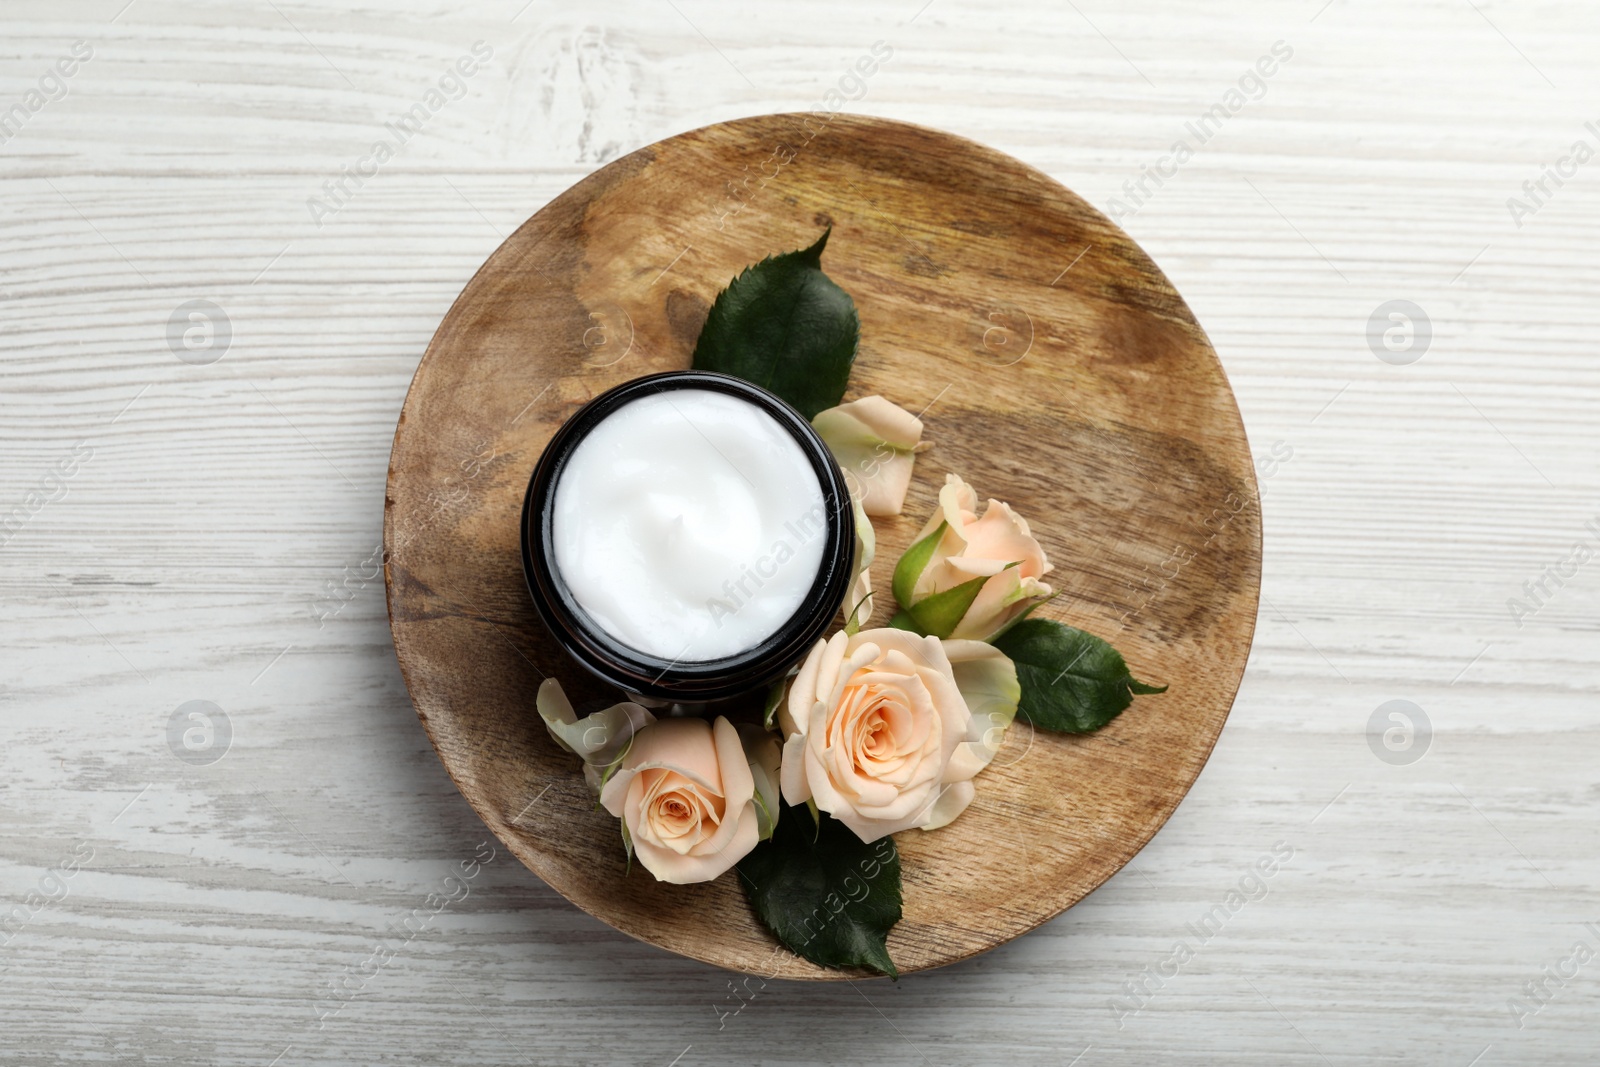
552;388;826;661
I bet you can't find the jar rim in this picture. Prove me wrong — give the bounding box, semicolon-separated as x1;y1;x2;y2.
520;370;854;702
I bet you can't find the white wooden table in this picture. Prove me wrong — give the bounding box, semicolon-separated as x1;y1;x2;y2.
3;1;1596;1063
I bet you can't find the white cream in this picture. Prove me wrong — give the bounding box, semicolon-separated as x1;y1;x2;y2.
551;388;827;662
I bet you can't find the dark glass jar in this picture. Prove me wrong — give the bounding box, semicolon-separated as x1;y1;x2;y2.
520;370;854;703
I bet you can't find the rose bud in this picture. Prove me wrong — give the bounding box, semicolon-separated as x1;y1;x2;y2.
892;473;1053;641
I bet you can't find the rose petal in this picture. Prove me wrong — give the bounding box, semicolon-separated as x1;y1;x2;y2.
911;522;974;599
712;716;755;813
837;395;925;449
536;677;655;789
949;570;1053;641
631;810;758;884
962;499;1052;578
599;765;637;819
779;731;813;806
847;564;875;633
944;556;1011;579
823;638;877;710
614;717;720;791
845;488;876;632
812;396;926;517
921;780;976;831
780;636;829;741
915;473;979;542
943;639;1020;775
738;725;782;841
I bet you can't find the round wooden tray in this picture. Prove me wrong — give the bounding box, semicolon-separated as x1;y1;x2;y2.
384;113;1261;980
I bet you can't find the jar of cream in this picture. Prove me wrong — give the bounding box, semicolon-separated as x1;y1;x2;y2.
521;371;854;703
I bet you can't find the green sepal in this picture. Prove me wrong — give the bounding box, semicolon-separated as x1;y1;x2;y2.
903;569;1004;638
750;781;778;842
891;520;946;608
887;609;919;632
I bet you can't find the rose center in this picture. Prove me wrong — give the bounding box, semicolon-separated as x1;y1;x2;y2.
653;791;699;834
862;709;895;758
844;685;916;772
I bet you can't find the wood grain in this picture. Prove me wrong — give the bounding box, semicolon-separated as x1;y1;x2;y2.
384;113;1261;978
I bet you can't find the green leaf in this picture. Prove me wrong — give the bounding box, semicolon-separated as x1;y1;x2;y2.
691;228;859;419
887;609;920;632
991;618;1168;734
891;520;946;609
904;574;988;638
737;802;902;978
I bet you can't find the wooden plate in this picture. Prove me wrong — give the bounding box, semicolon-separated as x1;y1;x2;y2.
384;113;1261;979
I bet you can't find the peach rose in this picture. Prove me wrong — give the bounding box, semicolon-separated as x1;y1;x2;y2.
893;473;1053;641
812;395;929;517
599;715;778;884
778;628;1019;842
